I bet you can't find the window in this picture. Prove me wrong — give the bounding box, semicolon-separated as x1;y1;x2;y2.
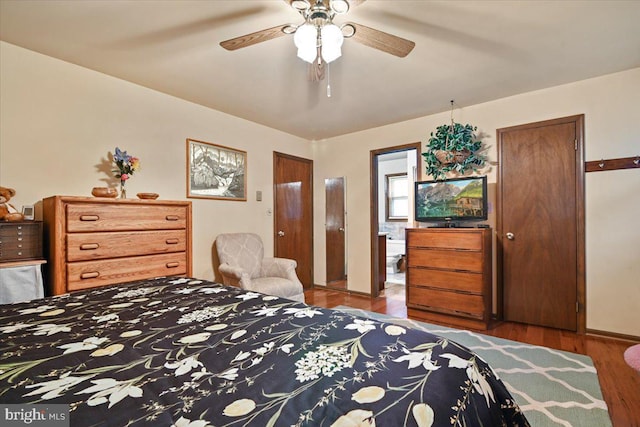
385;173;408;221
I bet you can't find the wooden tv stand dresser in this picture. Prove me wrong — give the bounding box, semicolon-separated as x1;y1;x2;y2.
405;227;492;330
42;196;192;296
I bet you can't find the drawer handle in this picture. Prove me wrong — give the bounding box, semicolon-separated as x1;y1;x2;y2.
80;243;100;250
166;262;180;268
165;215;180;221
80;272;100;279
165;238;179;245
80;215;100;221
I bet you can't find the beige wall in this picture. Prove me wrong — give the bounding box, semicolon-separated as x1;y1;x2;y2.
0;42;312;280
313;67;640;337
2;41;638;337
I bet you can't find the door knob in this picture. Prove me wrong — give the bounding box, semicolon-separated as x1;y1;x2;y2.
339;227;345;232
278;230;285;237
506;232;515;240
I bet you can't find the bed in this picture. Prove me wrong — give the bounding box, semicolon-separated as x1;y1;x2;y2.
0;277;529;426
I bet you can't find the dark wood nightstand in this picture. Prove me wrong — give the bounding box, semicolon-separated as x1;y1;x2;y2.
0;221;46;304
0;221;43;262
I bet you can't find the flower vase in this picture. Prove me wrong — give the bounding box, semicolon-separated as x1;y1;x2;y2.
120;180;127;199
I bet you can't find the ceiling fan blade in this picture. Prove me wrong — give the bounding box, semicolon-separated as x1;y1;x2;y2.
220;25;289;51
348;22;415;57
349;0;367;7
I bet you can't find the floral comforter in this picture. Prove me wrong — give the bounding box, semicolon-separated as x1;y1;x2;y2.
0;277;529;426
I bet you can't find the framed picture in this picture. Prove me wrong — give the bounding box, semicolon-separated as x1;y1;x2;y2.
186;138;247;201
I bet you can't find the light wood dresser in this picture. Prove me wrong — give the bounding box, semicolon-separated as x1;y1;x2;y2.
42;196;192;296
405;227;492;330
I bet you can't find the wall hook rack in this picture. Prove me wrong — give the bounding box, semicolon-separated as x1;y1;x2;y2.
585;155;640;172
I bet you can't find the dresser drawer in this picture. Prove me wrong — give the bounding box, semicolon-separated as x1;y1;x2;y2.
66;204;188;232
407;286;485;318
0;223;41;238
408;267;483;293
0;246;42;261
67;230;187;261
408;248;483;272
67;252;188;291
407;230;482;250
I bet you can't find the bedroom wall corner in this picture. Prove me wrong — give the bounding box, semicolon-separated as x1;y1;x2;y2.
0;41;313;282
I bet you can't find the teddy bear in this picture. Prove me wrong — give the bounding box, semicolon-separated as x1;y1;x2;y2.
0;186;25;222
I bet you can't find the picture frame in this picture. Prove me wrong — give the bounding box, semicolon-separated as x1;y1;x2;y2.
186;138;247;201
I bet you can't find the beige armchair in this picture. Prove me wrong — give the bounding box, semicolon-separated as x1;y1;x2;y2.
215;233;305;303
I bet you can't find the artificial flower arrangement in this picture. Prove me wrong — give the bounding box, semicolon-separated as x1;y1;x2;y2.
422;122;486;180
112;147;140;198
422;101;486;181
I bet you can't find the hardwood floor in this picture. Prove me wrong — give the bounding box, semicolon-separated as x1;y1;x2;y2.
305;286;640;427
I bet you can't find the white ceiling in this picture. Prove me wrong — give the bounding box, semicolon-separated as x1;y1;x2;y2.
1;0;639;141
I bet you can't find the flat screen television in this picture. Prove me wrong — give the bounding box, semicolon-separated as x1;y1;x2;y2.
414;176;487;226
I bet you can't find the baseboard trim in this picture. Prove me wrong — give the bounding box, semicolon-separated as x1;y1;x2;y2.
586;328;640;343
311;284;371;297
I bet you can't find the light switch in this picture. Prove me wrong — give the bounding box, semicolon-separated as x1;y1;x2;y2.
256;190;262;201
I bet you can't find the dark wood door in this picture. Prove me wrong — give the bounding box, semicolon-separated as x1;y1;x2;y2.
274;152;313;288
325;177;346;286
498;115;584;331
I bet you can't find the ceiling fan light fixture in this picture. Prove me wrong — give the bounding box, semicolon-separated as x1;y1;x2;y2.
282;25;298;35
294;23;318;63
341;23;356;38
320;23;344;63
329;0;349;14
291;0;311;11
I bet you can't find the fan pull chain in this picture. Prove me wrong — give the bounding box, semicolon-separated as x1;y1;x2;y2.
326;62;332;97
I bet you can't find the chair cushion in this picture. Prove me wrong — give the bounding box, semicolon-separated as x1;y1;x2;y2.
251;277;304;299
216;233;264;279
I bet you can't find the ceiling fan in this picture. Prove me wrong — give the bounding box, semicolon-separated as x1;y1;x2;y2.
220;0;415;81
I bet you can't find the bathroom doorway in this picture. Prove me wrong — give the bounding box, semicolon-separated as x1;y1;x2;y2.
370;143;420;298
